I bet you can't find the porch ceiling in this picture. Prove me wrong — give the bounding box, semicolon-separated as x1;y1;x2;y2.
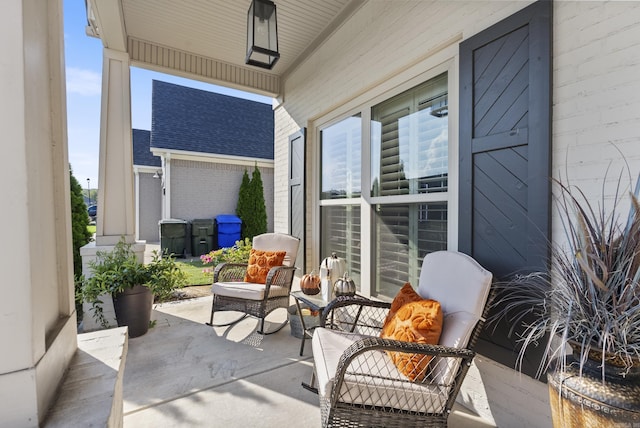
86;0;364;97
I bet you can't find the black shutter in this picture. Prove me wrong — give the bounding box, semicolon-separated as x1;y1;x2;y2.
289;129;306;273
459;0;552;376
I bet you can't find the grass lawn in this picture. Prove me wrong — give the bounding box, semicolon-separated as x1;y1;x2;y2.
87;224;96;235
175;258;214;286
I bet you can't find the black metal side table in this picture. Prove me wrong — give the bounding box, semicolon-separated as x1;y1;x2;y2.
290;290;329;356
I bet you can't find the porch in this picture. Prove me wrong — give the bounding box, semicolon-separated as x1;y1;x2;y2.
95;297;496;427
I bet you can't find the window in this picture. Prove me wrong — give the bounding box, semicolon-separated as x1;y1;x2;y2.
320;205;361;286
321;115;361;199
318;72;449;299
371;73;448;298
371;74;448;197
320;116;362;287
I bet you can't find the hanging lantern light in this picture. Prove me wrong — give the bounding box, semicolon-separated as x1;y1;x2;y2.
245;0;280;70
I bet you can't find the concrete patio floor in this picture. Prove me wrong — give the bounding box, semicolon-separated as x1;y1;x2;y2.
122;295;497;427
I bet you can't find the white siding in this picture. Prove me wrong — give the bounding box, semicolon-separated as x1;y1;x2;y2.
138;172;162;242
552;0;640;244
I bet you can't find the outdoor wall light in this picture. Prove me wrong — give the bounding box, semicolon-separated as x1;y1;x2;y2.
153;170;162;179
245;0;279;70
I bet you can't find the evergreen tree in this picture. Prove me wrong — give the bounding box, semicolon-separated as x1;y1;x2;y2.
236;169;252;240
249;164;267;236
70;167;92;319
70;167;92;276
235;165;268;240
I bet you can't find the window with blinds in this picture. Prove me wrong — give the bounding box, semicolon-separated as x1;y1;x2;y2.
374;202;447;298
371;73;448;197
319;115;362;288
320;115;361;200
320;205;361;287
370;73;449;298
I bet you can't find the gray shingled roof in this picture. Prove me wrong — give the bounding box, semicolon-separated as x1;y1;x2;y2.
151;80;274;159
132;129;161;167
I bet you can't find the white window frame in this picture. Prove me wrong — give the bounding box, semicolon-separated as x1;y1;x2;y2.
310;46;459;298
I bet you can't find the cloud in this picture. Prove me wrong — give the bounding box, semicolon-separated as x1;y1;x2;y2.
66;67;101;96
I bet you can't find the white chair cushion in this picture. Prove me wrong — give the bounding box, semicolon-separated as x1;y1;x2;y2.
211;282;289;301
252;233;300;267
312;328;448;414
430;311;478;385
417;251;492;318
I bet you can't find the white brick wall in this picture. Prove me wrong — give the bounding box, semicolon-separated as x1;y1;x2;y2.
273;1;640;425
552;1;640;243
273;106;298;233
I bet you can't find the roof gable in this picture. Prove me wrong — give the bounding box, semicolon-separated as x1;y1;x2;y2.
150;80;274;159
132;129;161;167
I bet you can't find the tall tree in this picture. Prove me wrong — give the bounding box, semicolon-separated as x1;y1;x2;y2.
236;168;252;240
70;167;92;276
236;165;268;240
249;164;267;236
70;167;92;319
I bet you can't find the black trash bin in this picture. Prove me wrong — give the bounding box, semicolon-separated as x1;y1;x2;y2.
191;218;215;256
216;215;242;248
159;219;187;257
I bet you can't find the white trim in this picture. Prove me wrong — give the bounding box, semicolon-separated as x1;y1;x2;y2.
134;169;140;241
133;165;161;174
151;148;274;168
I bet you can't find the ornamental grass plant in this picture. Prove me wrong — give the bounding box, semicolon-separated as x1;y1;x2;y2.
492;173;640;380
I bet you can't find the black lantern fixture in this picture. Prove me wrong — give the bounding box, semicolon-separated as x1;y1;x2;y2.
245;0;279;70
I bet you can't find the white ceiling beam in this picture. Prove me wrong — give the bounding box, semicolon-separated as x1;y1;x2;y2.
86;0;127;51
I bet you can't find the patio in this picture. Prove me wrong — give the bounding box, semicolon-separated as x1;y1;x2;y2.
120;295;496;427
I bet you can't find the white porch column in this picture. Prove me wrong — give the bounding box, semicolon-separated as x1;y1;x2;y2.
96;47;136;246
0;0;78;425
161;154;172;219
81;47;144;332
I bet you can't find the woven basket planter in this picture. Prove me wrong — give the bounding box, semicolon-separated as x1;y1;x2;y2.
287;304;320;339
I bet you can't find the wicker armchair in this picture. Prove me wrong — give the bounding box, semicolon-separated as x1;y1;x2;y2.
206;233;300;334
310;251;493;427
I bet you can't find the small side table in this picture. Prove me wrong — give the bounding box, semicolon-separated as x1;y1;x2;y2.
290;290;329;357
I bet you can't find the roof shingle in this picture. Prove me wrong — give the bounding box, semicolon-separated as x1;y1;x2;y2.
132;129;161;167
150;80;274;159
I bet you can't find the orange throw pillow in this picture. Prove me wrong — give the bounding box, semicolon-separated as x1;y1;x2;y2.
244;249;286;284
382;282;423;330
381;296;443;381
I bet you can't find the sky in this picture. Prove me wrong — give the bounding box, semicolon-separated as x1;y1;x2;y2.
63;1;272;190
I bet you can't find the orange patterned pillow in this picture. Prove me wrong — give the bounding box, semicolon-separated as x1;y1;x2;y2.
381;299;443;381
244;249;286;284
382;282;423;329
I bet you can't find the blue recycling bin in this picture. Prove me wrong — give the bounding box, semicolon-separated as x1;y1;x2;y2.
216;215;242;248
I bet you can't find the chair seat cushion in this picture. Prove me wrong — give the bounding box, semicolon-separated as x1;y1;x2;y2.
211;281;289;301
312;328;448;414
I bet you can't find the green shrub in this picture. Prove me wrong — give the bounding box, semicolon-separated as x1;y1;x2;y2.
69;167;92;319
200;237;252;267
236;164;267;240
81;237;187;328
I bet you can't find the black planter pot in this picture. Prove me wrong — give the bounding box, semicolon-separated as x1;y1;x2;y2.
548;353;640;427
112;284;153;338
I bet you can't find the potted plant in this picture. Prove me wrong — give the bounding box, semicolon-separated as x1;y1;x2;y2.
493;175;640;426
81;237;187;337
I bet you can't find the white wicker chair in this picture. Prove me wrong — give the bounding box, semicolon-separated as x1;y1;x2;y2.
206;233;300;334
311;251;493;427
